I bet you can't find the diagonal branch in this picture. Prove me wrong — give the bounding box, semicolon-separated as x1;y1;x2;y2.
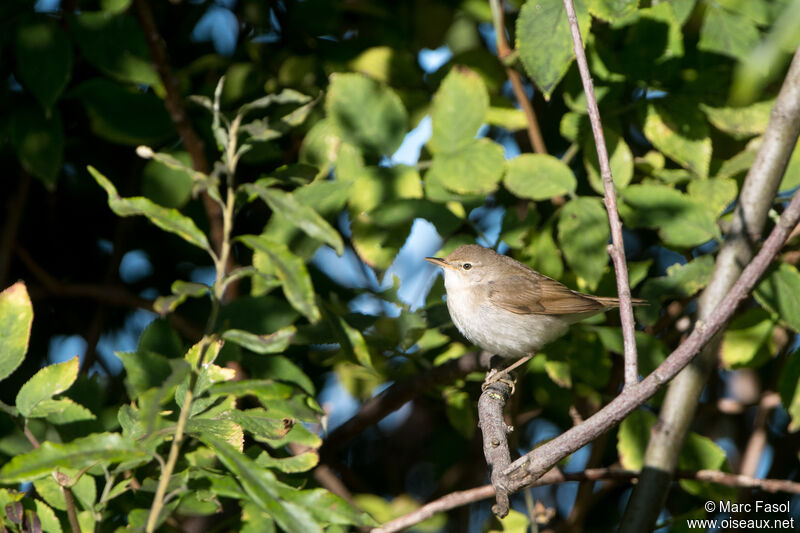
562;0;638;388
502;185;800;489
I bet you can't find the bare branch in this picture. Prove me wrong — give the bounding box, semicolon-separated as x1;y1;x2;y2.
477;380;514;517
562;0;638;389
371;467;800;533
503;186;800;489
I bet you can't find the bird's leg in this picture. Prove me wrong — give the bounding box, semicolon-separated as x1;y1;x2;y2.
482;354;534;393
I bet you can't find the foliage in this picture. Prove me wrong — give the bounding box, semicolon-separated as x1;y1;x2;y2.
1;0;799;531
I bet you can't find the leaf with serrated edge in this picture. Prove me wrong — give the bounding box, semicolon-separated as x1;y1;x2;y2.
16;357;79;418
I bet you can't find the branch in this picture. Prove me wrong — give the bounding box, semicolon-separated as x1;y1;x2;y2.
477;380;514;516
319;351;482;459
133;0;227;263
17;246;204;340
620;45;800;533
488;0;547;154
371;468;800;533
501;186;800;490
562;0;638;389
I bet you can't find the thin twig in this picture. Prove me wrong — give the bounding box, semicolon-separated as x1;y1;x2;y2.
371;467;800;533
562;0;638;389
502;186;800;489
488;0;547;154
16;246;204;340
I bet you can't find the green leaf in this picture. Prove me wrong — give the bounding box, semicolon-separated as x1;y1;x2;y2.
687;178;738;217
10;106;64;188
643;102;712;178
591;328;667;376
700;100;774;140
677;431;730;499
71;78;174;145
140;150;195;208
42;398;96;424
778;350;800;432
517;0;590;100
186;419;244;451
200;435;323;533
286;489;376;527
227;409;295;442
368;199;462;234
349;165;423;215
426;139;505;195
153;280;210;315
544;358;572;388
617;410;653;470
429;68;488;154
243;184;344;255
14;17;72;111
16;357;79;418
558;196;609;290
223;326;296;354
0;433;147;483
240;235;320;322
71;12;160;87
638;255;715;324
0;282;33;383
620;184;719;248
754;263;800;332
444;389;475;439
588;0;639;21
720;308;775;369
326;73;407;156
256;450;319;473
505;154;577;200
89;166;211;252
583;129;634;194
33;467;97;512
699;2;760;60
116;350;173;399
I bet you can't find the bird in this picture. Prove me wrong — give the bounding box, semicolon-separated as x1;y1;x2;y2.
425;244;645;383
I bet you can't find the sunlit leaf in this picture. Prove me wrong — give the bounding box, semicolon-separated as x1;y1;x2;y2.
0;433;146;483
505;154;576;200
0;282;33;383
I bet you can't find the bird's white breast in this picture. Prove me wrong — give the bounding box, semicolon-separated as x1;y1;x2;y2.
443;273;569;359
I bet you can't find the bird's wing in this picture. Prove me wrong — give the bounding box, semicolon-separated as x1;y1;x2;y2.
486;273;606;315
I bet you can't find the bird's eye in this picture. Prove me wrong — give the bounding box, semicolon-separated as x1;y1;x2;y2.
462;263;472;270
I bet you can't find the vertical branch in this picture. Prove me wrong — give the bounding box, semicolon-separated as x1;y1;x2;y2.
488;0;547;154
619;46;800;533
562;0;638;388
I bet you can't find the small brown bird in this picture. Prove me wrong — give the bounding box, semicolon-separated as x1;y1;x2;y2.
425;245;645;370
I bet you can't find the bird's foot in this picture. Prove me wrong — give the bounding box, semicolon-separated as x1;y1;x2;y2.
482;368;518;394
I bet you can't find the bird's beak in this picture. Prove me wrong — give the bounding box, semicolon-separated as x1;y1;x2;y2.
424;257;455;270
